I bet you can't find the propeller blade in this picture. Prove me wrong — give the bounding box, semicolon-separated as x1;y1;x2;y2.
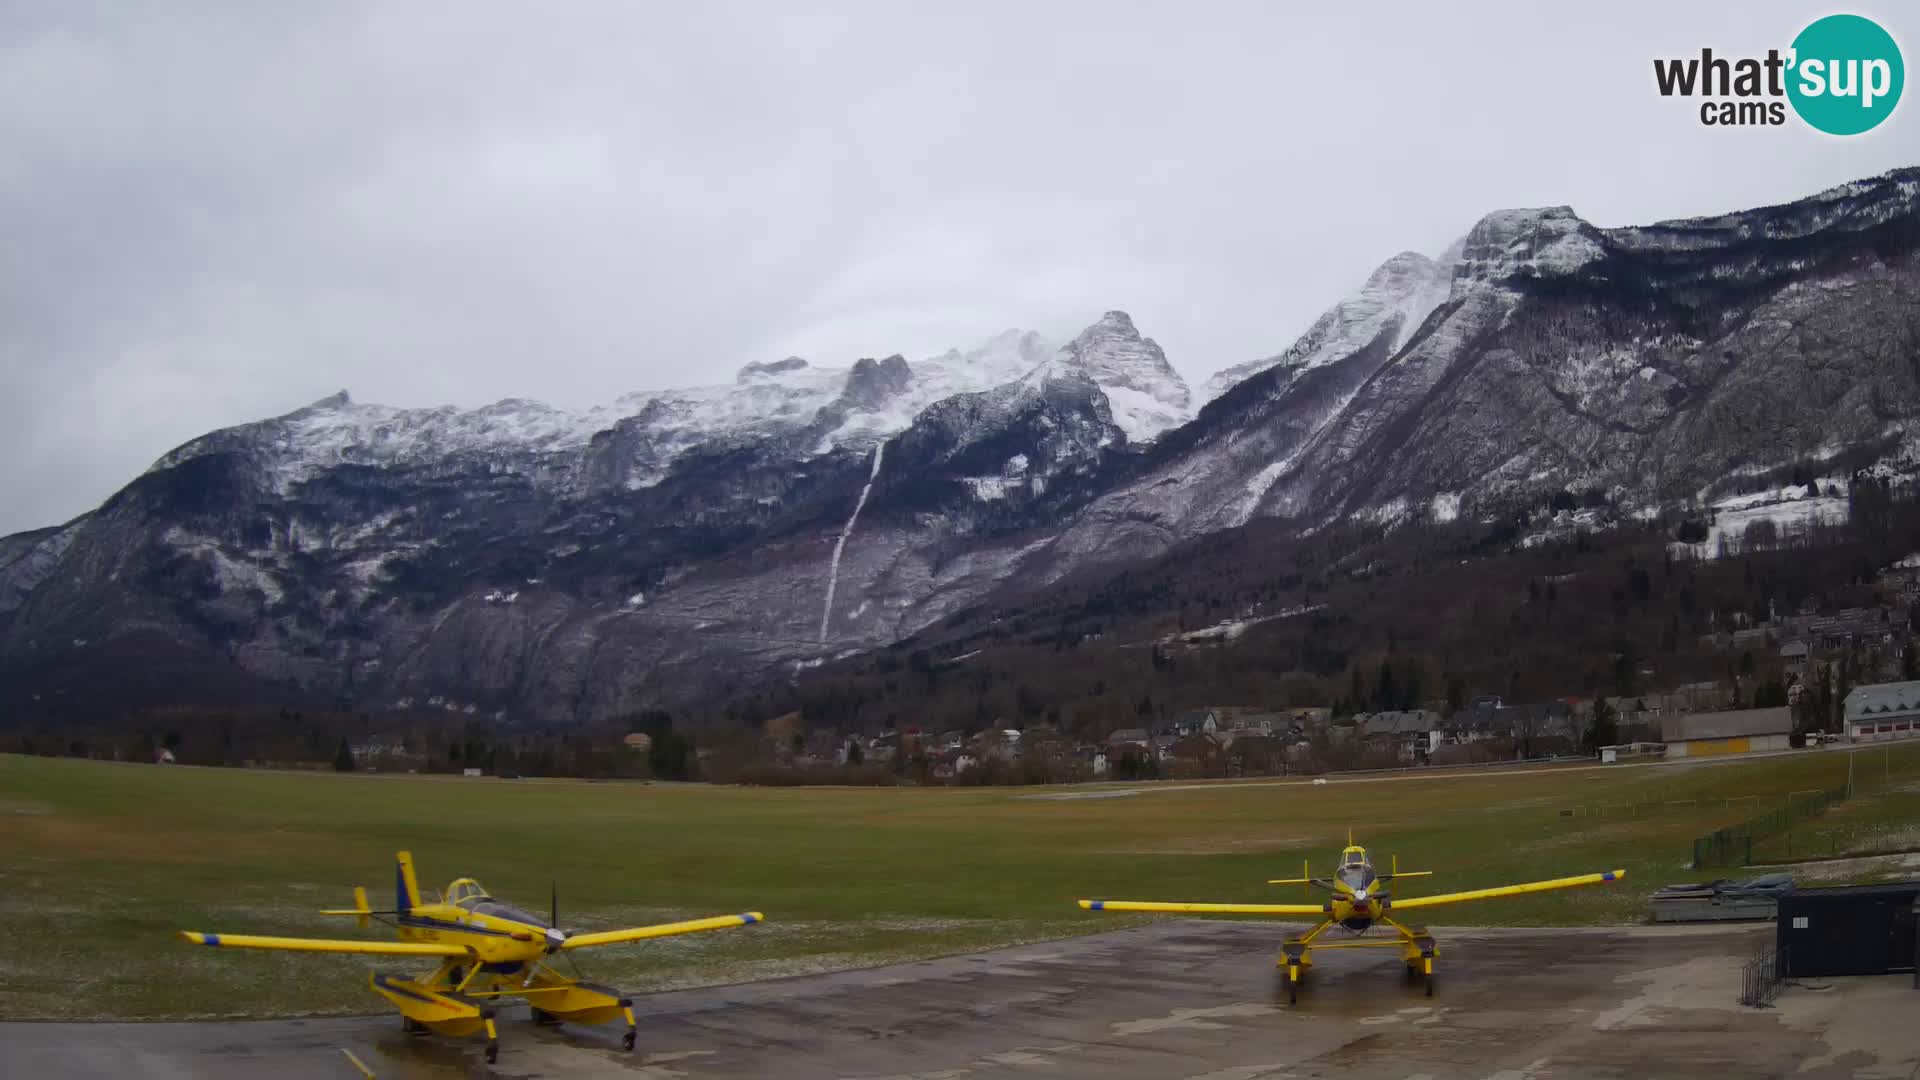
551;880;559;931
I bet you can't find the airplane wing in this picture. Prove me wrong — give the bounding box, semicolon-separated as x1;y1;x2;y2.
1386;869;1625;911
1078;900;1326;915
178;931;472;957
560;912;764;950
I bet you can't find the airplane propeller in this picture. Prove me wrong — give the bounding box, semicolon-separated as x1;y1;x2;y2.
543;880;568;952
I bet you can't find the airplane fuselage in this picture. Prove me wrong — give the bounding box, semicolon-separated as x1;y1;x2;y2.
394;900;554;968
1329;847;1386;931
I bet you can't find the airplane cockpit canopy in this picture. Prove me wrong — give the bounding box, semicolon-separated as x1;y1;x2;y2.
472;900;548;927
1336;846;1376;892
446;878;549;927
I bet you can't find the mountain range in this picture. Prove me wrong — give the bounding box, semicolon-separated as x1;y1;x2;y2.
3;167;1917;726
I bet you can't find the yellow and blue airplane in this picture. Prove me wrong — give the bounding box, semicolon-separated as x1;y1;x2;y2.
179;852;763;1063
1078;834;1623;1002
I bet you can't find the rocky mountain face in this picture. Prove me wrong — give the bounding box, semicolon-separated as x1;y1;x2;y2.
0;312;1185;724
1040;172;1920;575
4;169;1917;726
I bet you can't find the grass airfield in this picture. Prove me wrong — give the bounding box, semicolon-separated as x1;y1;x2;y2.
1;746;1915;1020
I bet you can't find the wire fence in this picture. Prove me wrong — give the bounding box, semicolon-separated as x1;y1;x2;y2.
1739;943;1787;1007
1558;796;1791;820
1691;786;1851;868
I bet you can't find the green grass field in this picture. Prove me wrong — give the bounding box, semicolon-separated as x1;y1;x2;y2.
3;745;1917;1020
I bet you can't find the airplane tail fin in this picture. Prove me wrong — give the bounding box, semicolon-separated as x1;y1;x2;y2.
320;885;376;928
396;851;422;914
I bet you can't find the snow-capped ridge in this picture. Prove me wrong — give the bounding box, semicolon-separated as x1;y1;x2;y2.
1454;205;1604;282
1202;247;1455;402
737;356;810;382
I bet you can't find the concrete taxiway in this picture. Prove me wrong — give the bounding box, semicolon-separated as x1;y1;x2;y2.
4;921;1914;1079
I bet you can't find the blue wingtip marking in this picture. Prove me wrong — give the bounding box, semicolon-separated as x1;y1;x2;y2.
203;933;221;947
1602;871;1616;882
742;913;758;924
1090;901;1105;911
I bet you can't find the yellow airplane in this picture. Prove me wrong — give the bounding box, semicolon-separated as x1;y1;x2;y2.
1077;835;1623;1002
178;852;763;1063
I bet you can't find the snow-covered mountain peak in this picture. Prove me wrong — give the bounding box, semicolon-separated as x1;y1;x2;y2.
1455;205;1603;282
1048;310;1192;442
1370;251;1436;281
737;356;811;383
300;390;352;413
925;329;1057;375
1201;248;1455;402
840;355;913;410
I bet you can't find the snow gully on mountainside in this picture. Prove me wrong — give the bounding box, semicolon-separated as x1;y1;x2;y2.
818;441;885;643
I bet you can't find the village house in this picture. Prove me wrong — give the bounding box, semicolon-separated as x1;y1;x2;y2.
1779;640;1811;680
1876;553;1920;601
1356;709;1443;760
1844;680;1920;743
1163;709;1220;737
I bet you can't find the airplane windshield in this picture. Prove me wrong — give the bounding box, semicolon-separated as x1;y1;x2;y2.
473;901;548;928
1336;848;1374;891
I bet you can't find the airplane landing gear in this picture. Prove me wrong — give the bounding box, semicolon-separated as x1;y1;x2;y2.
1278;936;1315;1006
622;1029;637;1052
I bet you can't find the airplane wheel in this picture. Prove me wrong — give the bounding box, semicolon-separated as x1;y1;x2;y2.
1284;970;1298;1005
484;1042;498;1065
1424;970;1435;998
622;1030;637;1052
531;1007;558;1026
403;1017;426;1035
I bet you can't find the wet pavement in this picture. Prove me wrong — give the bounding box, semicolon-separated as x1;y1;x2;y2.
4;921;1915;1079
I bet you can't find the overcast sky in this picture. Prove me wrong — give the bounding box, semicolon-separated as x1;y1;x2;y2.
1;2;1913;535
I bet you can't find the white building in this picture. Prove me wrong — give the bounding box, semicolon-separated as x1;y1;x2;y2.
1844;681;1920;742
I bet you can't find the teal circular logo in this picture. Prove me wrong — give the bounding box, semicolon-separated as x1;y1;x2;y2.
1787;14;1904;135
